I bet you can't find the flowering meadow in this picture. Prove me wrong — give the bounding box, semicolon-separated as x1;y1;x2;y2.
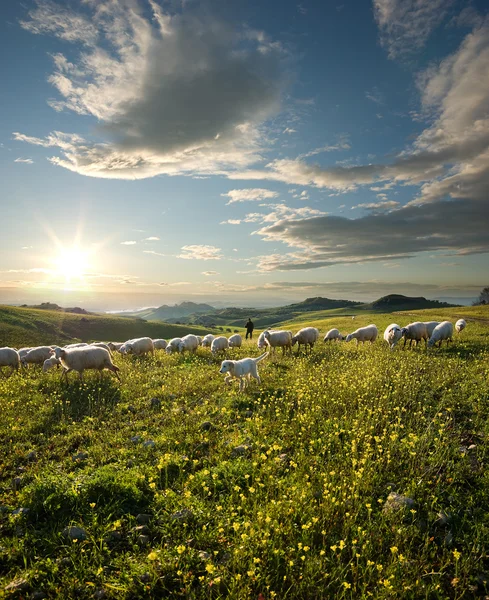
1;307;488;599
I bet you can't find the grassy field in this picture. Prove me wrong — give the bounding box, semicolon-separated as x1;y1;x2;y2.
0;306;488;598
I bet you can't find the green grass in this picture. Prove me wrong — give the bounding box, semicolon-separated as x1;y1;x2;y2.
0;306;488;598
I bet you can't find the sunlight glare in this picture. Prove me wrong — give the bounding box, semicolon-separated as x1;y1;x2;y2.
54;247;89;283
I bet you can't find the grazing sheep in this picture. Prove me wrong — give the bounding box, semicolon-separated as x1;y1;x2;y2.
323;329;344;342
219;352;269;392
423;322;440;338
153;339;168;350
228;334;242;348
53;346;120;382
455;319;466;333
64;343;89;349
211;336;229;354
201;334;215;348
121;337;154;357
91;342;112;354
400;322;428;348
196;336;203;346
21;346;54;367
43;356;61;372
178;334;200;353
383;324;403;350
0;347;20;375
107;342;124;352
263;330;293;356
346;325;378;344
427;321;454;348
292;327;320;354
18;347;32;359
166;338;183;354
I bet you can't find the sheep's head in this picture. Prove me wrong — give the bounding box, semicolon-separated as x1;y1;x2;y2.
291;336;298;346
178;342;185;352
401;327;408;337
345;334;353;343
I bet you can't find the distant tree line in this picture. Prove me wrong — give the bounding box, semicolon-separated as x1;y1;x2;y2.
474;287;489;305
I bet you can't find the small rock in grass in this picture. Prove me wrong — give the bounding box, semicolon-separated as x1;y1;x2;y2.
72;452;88;462
127;459;134;468
171;509;194;521
138;535;150;546
4;578;29;592
136;514;151;525
150;398;161;409
231;444;252;458
62;526;87;541
12;507;29;516
278;453;289;466
103;531;123;544
444;532;454;547
133;525;150;535
128;405;137;413
198;551;211;561
143;440;156;449
93;590;106;599
140;573;151;584
0;506;9;514
435;511;450;526
30;591;46;600
244;410;253;418
12;477;23;491
200;421;215;432
382;492;415;514
130;436;142;444
26;451;37;462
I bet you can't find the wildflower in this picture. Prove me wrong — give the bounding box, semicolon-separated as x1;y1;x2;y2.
89;503;96;509
390;546;398;554
147;552;158;561
177;545;186;554
206;564;216;574
453;549;461;561
343;582;351;589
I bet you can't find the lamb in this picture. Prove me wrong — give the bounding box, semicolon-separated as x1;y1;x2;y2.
400;322;428;348
211;336;229;354
42;356;61;372
53;346;120;382
228;334;242;348
455;319;466;333
291;327;320;354
121;337;154;357
201;334;215;348
166;338;183;354
262;330;293;356
323;329;344;342
0;347;20;375
152;339;168;351
383;324;403;350
219;352;269;392
178;334;200;353
21;346;55;367
423;322;440;338
427;321;454;348
346;325;378;344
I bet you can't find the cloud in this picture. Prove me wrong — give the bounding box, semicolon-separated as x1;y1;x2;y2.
178;245;223;260
298;136;351;158
365;86;384;104
221;188;279;204
121;240;137;245
14;157;34;164
373;0;455;59
144;236;160;241
220;219;242;225
283;127;297;134
143;250;166;257
352;200;400;211
16;0;286;179
202;271;220;276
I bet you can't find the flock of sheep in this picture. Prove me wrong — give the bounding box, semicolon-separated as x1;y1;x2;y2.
0;318;467;383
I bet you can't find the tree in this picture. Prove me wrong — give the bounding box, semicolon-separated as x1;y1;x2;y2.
474;286;489;305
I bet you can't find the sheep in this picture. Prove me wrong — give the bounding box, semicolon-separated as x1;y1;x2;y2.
53;346;120;382
228;334;242;348
211;336;229;354
166;338;183;354
91;342;112;354
291;327;320;354
201;334;215;348
64;343;89;349
43;356;61;372
178;334;200;353
423;322;440;338
427;321;454;348
196;336;203;346
121;337;154;357
455;319;466;333
0;347;20;375
153;339;168;351
262;330;293;356
18;347;32;359
107;342;124;352
21;346;55;368
346;325;378;344
323;329;344;342
383;323;403;350
400;322;428;348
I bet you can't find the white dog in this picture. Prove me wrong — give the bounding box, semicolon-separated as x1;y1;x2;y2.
219;352;269;392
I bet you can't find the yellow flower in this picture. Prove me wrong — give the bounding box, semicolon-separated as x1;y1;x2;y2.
147;552;158;561
343;582;351;589
176;545;186;554
453;549;461;561
206;564;216;574
89;503;96;509
390;546;398;554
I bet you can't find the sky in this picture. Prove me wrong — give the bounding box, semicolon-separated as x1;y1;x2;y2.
1;0;488;310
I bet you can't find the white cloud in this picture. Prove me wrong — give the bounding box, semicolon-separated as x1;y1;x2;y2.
14;157;34;164
178;245;223;260
221;188;279;204
121;240;137;245
298;135;351;158
220;219;242;225
352;201;400;211
365;86;384;104
283;127;297;134
144;236;160;241
143;250;166;257
202;271;220;276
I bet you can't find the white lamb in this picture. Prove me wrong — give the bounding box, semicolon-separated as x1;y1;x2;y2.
262;330;293;356
292;327;320;354
153;339;168;350
323;329;344;342
423;322;440;338
427;321;454;348
21;346;55;367
401;322;428;348
201;334;215;348
0;347;21;375
43;356;61;372
166;338;183;354
346;325;378;344
53;346;120;382
383;324;402;350
228;334;242;348
121;337;154;357
455;319;466;333
211;336;229;354
178;334;200;353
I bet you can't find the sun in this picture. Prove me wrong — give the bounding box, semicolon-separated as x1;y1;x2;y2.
54;247;89;283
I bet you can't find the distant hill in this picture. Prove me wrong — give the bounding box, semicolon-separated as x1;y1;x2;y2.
368;294;457;311
19;302;92;315
114;301;215;321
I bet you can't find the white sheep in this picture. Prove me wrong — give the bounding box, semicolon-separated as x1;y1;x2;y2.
346;325;378;344
121;337;154;357
427;321;454;348
201;334;215;348
323;329;344;342
455;319;466;333
152;339;168;350
383;324;403;350
0;347;21;375
263;330;293;356
166;338;183;354
228;334;242;348
423;322;440;338
21;346;55;367
211;336;229;354
42;356;61;372
196;336;203;346
91;342;112;354
107;342;124;352
64;343;89;349
18;347;32;360
401;322;428;348
178;334;200;353
53;346;120;382
292;327;320;354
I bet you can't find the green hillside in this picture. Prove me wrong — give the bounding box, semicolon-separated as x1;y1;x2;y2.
0;305;214;348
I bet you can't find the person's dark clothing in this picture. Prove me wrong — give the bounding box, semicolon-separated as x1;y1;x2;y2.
245;319;254;339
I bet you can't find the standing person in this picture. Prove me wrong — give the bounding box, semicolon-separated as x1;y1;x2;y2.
245;318;254;340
